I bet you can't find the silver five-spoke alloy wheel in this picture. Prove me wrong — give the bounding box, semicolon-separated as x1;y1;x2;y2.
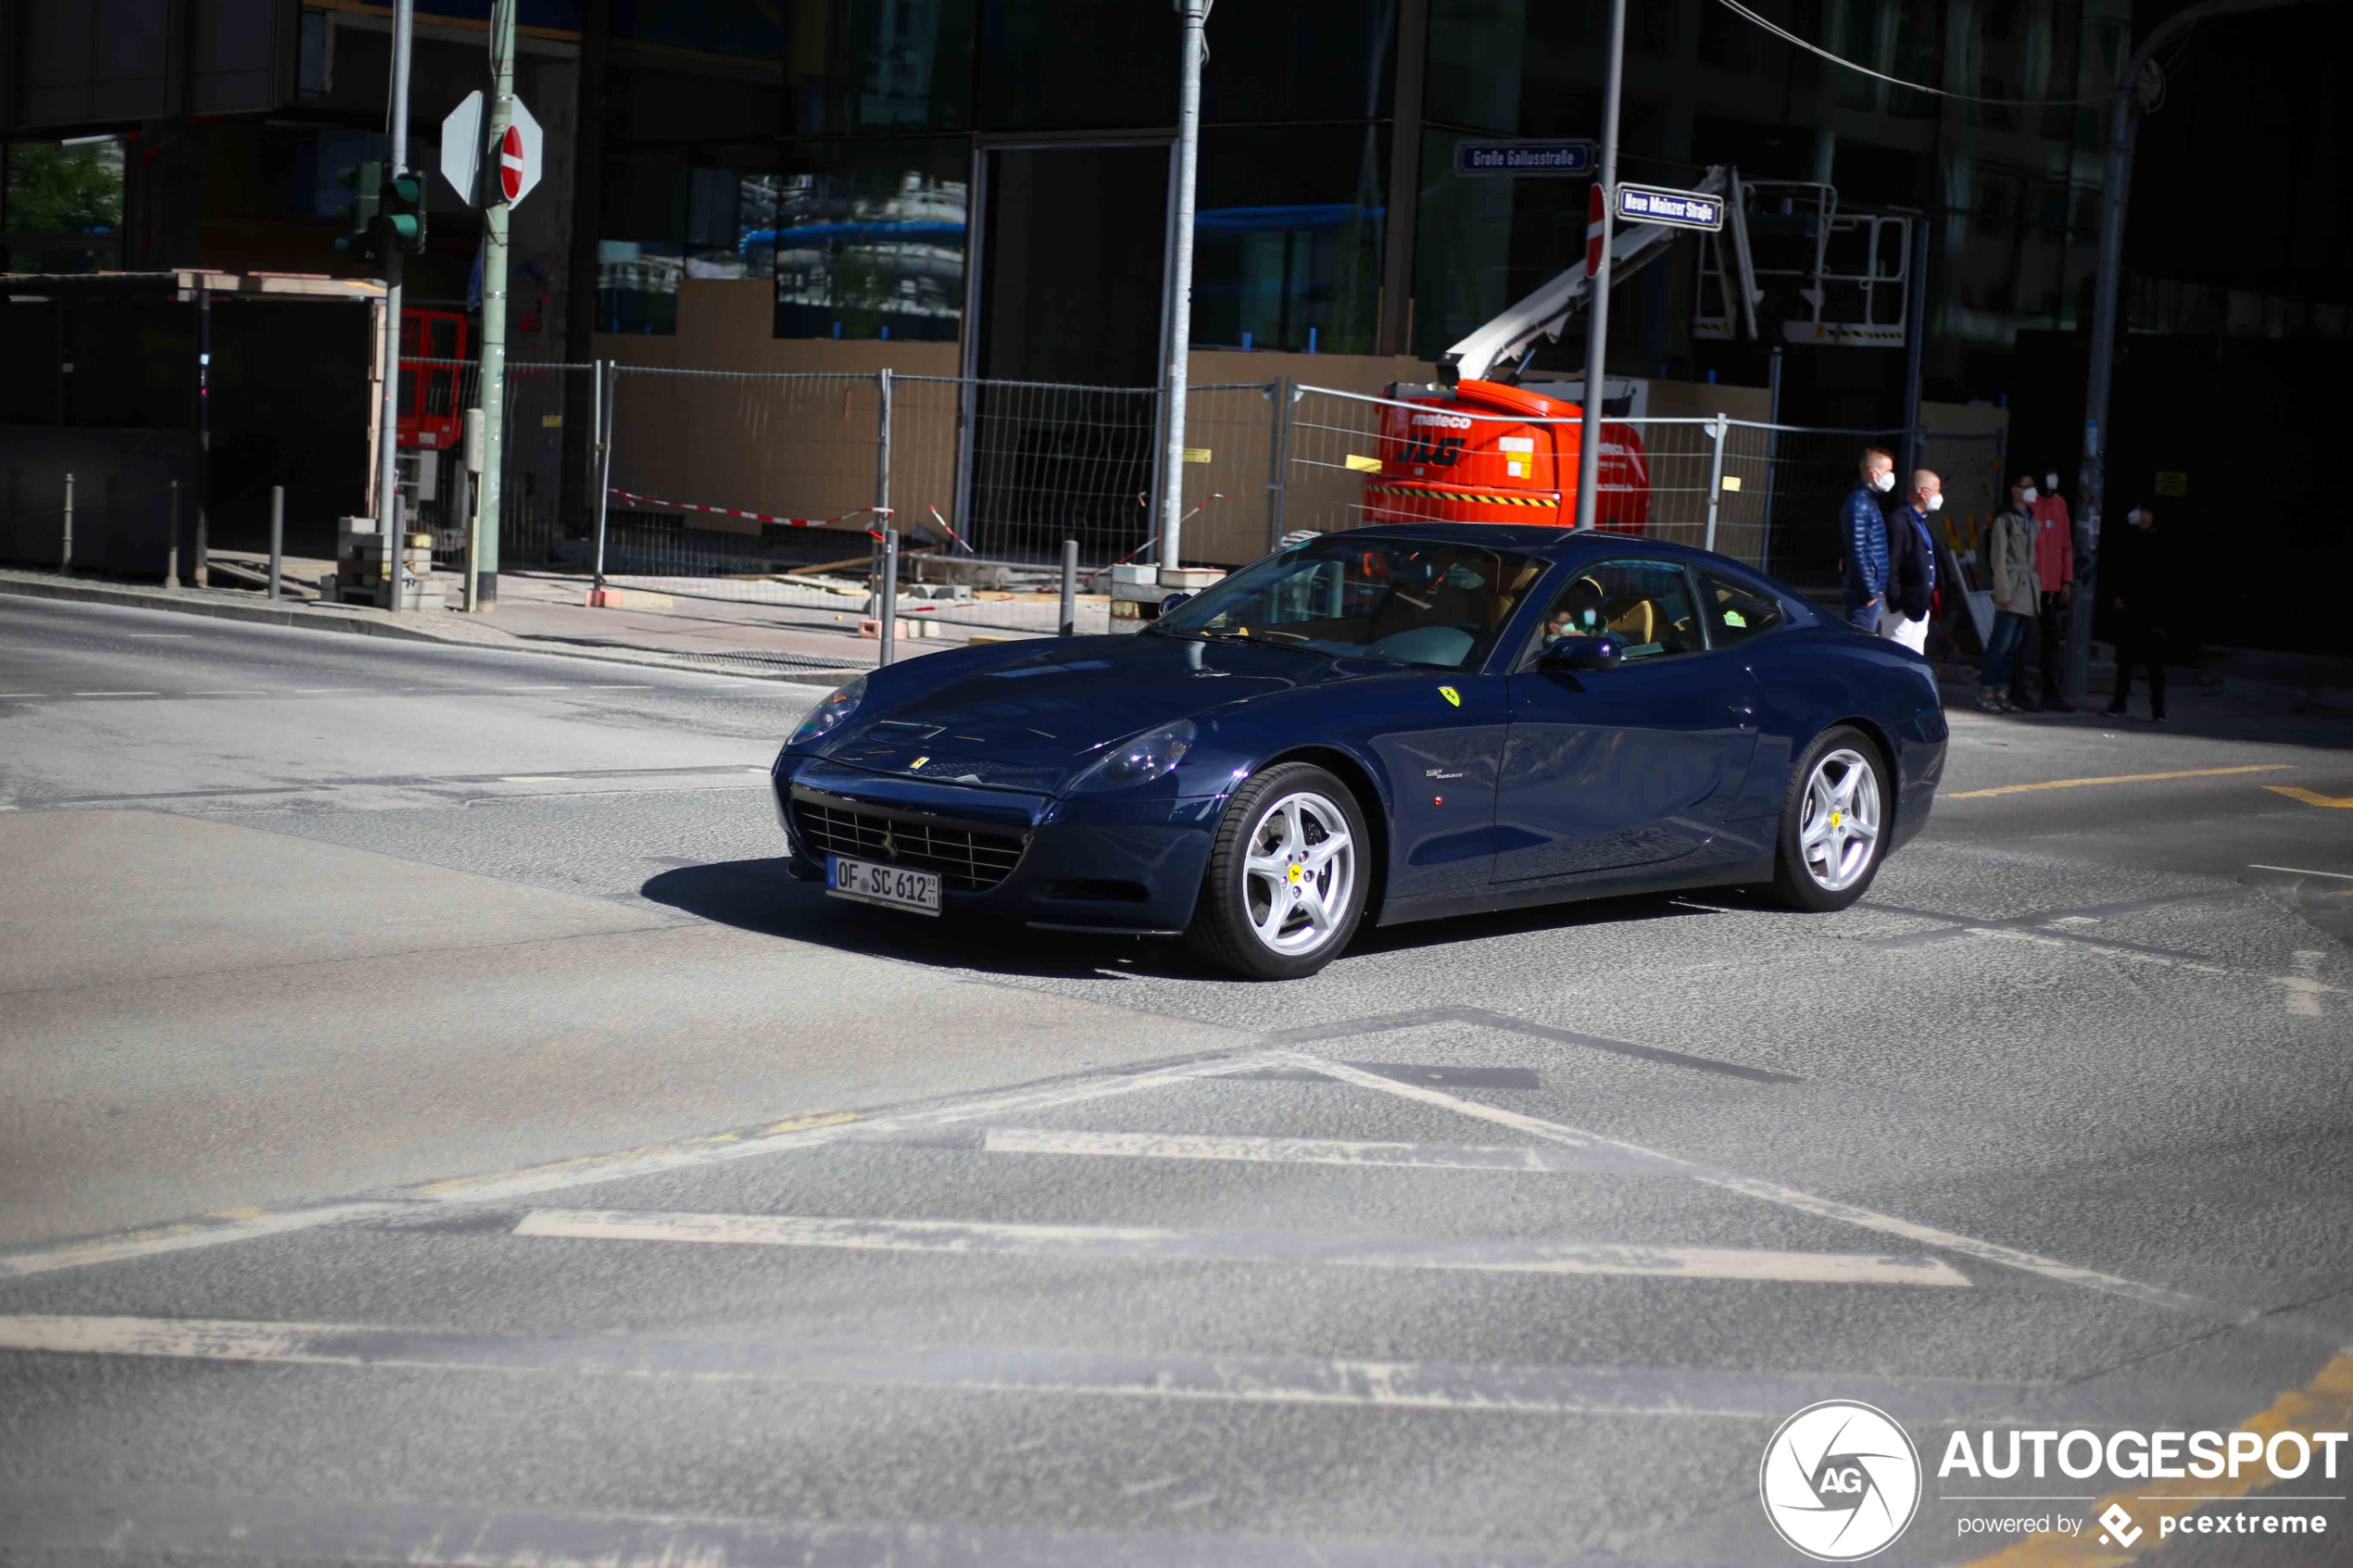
1240;790;1356;957
1797;747;1881;892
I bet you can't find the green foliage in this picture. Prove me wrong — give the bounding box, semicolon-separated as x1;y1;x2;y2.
6;141;124;235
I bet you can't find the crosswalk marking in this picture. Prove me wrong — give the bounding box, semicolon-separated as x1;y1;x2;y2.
513;1208;1970;1286
982;1127;1667;1174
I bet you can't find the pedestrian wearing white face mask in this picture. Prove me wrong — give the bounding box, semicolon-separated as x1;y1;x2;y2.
2020;470;2076;710
1877;469;1940;654
1841;446;1897;633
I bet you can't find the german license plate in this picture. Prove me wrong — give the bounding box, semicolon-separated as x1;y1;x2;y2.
825;854;942;916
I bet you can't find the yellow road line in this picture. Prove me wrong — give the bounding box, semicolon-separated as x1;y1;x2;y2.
2267;785;2353;809
1967;1351;2353;1564
1946;765;2293;800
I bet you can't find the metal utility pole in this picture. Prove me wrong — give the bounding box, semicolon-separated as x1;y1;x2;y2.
1572;0;1629;533
2067;0;2315;698
376;0;415;610
1157;0;1209;582
194;280;211;586
472;0;518;609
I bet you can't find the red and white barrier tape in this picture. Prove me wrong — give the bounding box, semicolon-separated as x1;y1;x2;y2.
608;491;892;533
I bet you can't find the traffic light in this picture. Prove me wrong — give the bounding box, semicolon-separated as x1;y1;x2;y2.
381;169;427;255
334;160;384;262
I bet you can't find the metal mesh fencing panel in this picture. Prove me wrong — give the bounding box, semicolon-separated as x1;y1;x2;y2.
399;359;598;569
1173;383;1281;566
902;377;1164;567
599;368;886;577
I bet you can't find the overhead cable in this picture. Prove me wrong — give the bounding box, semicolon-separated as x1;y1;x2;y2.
1709;0;2119;106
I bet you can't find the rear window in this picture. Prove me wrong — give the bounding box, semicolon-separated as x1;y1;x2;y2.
1698;570;1788;648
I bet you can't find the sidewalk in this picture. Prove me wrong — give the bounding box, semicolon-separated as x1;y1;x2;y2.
0;558;1062;686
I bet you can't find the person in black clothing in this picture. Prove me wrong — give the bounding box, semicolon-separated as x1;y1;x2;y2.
2103;502;2167;722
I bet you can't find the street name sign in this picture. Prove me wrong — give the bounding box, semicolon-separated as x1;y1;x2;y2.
1614;182;1724;231
1456;141;1594;177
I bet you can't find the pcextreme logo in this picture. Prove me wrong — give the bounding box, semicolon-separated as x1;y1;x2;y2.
1759;1401;1923;1561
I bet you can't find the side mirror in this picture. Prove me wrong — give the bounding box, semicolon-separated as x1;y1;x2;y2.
1540;634;1624;672
1159;592;1194;613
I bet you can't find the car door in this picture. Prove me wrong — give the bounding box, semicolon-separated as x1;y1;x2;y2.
1361;671;1509;902
1491;558;1762;884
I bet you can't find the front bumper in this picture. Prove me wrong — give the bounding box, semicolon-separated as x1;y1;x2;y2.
773;754;1222;935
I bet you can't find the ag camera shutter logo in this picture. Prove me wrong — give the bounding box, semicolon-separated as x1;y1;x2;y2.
1759;1400;1922;1560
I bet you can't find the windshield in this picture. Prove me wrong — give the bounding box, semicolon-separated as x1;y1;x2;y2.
1152;536;1543;670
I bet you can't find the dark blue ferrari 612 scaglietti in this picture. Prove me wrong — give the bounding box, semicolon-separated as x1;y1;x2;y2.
770;524;1946;979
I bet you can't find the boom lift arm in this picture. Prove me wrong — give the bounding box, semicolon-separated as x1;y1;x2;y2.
1439;166;1755;385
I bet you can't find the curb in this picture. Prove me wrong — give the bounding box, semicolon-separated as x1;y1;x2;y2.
0;571;864;688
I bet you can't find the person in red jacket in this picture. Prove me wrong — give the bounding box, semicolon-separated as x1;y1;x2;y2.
2020;470;2076;711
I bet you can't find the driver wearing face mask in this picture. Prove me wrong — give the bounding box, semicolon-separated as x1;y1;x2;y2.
1877;469;1942;654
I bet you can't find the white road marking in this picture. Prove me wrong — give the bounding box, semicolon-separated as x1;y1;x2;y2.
0;1053;1286;1280
1952;923;2340;1008
2251;863;2353;882
2281;950;2329;1018
590;684;655;689
290;687;361;694
984;1126;1621;1173
513;1208;1969;1286
71;690;157;697
0;1203;411;1281
497;684;573;692
123;633;192;638
497;774;566;784
1287;1053;2217;1316
0;1315;2063;1421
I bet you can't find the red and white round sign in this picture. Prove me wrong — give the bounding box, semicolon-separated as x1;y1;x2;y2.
1586;182;1607;279
499;124;526;202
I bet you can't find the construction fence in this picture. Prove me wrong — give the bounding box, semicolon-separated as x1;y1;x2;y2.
410;358;2005;640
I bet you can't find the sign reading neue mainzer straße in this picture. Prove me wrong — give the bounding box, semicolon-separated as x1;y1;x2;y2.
1613;182;1725;231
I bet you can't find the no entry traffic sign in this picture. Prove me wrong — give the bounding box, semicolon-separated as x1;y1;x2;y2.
437;91;542;207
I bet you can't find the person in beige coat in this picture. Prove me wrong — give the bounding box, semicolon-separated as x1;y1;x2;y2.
1977;478;2041;713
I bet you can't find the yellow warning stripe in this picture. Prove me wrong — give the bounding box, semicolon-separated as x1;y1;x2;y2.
1966;1351;2353;1564
1365;484;1557;508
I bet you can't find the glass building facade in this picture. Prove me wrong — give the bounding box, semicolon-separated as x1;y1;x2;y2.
580;0;2140;414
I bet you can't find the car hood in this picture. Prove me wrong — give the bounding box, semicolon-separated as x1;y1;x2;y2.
815;633;1360;789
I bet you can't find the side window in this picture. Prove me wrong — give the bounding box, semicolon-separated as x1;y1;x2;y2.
1697;571;1788;649
1532;559;1702;662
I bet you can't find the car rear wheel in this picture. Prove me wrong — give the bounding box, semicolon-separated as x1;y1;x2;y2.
1187;762;1368;980
1769;727;1888;912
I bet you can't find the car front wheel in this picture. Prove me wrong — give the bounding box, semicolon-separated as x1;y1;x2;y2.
1769;726;1889;912
1187;761;1368;980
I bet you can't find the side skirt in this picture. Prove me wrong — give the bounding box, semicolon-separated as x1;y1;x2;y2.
1374;852;1780;928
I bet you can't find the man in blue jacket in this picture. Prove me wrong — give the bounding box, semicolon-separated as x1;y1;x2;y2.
1841;446;1897;631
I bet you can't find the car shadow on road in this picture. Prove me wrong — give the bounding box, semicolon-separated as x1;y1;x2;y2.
639;859;1217;980
642;858;1724;981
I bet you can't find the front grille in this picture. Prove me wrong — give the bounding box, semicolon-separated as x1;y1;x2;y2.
791;799;1027;892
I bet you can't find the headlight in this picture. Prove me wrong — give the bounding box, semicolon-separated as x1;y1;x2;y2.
1068;720;1196;794
786;674;867;747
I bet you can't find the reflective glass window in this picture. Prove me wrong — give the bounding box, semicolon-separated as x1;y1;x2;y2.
1696;571;1789;648
978;0;1174;130
1192;126;1387;356
772;139;968;342
1203;1;1392;122
1427;0;1526;132
784;0;977;135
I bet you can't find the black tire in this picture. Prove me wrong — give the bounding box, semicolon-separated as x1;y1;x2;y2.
1768;725;1891;912
1187;762;1370;980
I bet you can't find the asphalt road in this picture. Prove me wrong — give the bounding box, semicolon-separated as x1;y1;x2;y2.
3;595;2351;1567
